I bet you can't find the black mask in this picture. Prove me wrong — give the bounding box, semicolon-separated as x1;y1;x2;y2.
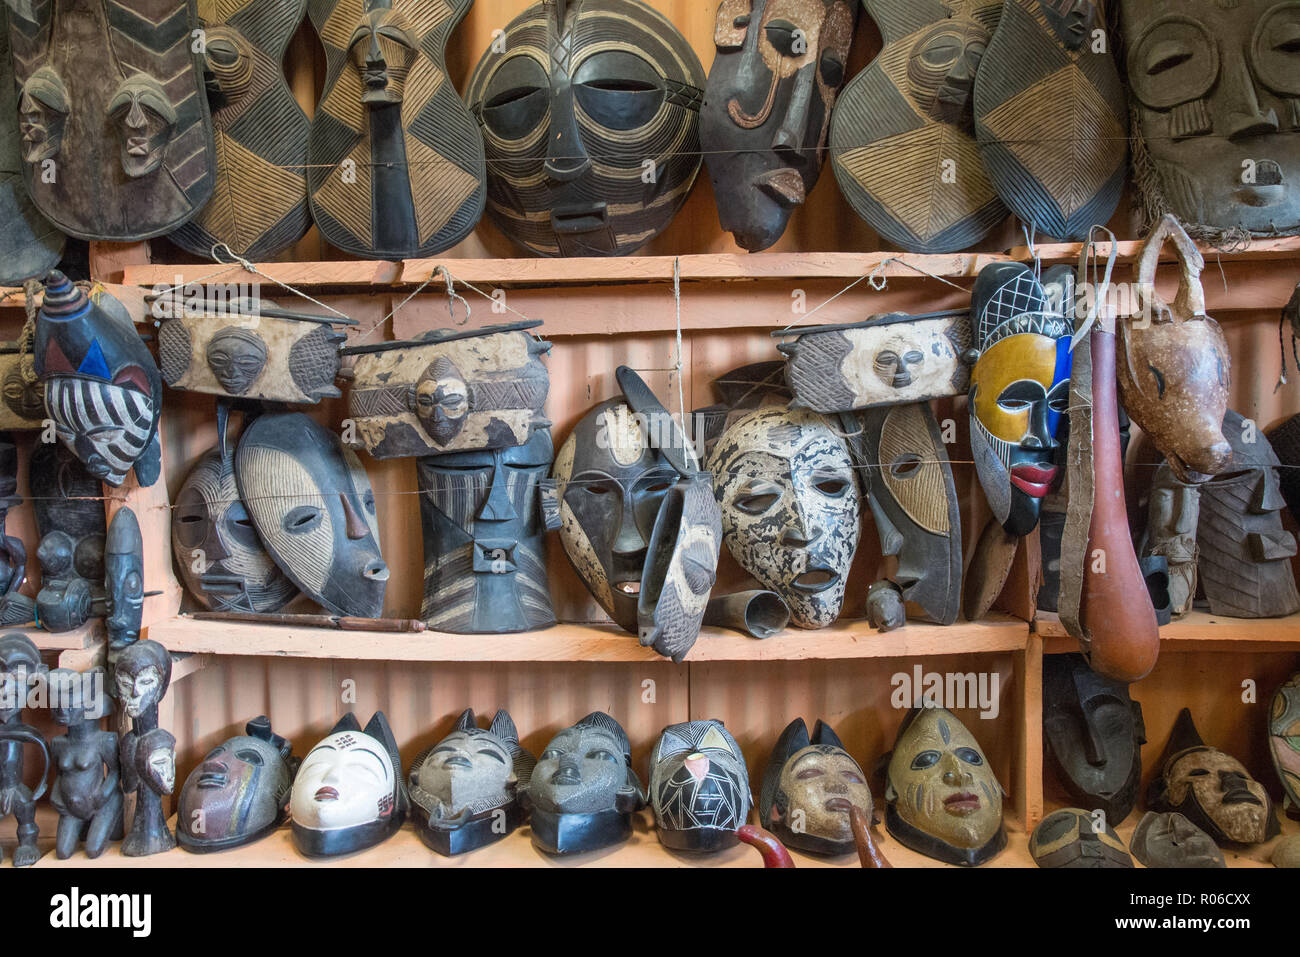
104;507;144;652
649;719;751;852
31;443;105;632
1029;807;1133;868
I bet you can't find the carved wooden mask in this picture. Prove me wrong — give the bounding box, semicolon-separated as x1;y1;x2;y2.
5;0;216;240
1141;462;1200;616
701;0;857;251
306;0;487;259
1029;807;1132;868
830;0;1008;252
0;347;46;429
650;720;751;852
1269;673;1300;814
467;0;704;257
1130;811;1225;868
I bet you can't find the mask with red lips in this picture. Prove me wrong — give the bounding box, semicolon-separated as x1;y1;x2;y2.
760;717;872;856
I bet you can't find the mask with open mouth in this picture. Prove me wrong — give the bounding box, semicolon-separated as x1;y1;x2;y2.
291;712;406;857
177;716;295;853
701;0;858;251
1150;708;1279;846
1029;807;1133;868
759;717;872;856
650;719;751;852
407;708;535;856
466;0;704;257
969;261;1072;536
884;707;1006;866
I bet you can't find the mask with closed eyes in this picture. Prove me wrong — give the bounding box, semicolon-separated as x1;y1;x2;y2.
701;0;858;251
173;448;298;615
969;261;1073;536
467;0;705;257
235;412;388;618
177;716;295;853
104;507;144;652
650;719;751;852
35;272;163;488
290;712;406;857
524;711;646;855
1120;0;1300;238
1141;463;1200;616
760;718;872;856
416;428;557;634
107;73;177;179
884;707;1006;866
1029;807;1133;868
1130;810;1225;868
1270;672;1300;813
407;708;536;856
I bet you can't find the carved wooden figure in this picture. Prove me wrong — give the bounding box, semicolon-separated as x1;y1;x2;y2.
305;0;486;259
48;667;122;860
5;0;217;240
115;640;174;856
104;506;144;651
0;633;48;866
0;442;34;626
31;444;106;632
0;344;47;430
1141;463;1200;616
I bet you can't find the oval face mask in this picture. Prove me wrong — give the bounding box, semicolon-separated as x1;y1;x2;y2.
1029;808;1133;869
467;0;704;257
649;719;751;852
1130;811;1225;868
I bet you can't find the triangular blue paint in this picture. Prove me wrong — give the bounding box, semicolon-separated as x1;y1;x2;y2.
77;339;111;381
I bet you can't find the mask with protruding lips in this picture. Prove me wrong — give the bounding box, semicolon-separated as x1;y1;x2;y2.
760;717;872;856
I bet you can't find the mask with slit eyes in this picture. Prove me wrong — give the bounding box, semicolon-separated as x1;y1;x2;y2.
969;262;1072;536
650;719;752;852
173;448;298;615
760;717;872;856
177;716;294;853
18;67;69;164
417;428;556;634
466;0;705;257
235;412;388;618
1120;0;1300;237
1029;807;1133;868
884;707;1006;866
706;405;859;629
407;708;536;856
1130;810;1225;868
107;73;178;179
701;0;858;252
104;507;144;652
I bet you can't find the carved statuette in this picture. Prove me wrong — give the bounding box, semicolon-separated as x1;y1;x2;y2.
1141;463;1200;617
115;640;175;857
0;442;34;625
105;507;144;652
0;634;49;865
650;720;751;853
48;667;122;859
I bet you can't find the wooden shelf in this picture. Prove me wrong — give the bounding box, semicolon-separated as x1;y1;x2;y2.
145;613;1029;663
25;619;103;652
1035;611;1300;654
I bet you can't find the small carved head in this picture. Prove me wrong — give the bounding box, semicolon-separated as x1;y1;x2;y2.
206;327;268;396
906;19;990;131
18;67;70;164
348;9;417;105
107;73;178;178
203;27;256;101
412;356;470;447
2;366;44;422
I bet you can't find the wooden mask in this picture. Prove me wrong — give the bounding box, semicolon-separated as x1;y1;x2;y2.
700;0;858;251
650;719;751;853
1269;672;1300;815
973;0;1127;240
170;0;313;259
104;506;143;651
1150;708;1280;846
884;706;1006;865
31;443;105;632
6;0;216;241
408;709;535;857
779;309;973;412
344;321;551;459
1119;215;1232;482
1195;410;1300;618
235;412;388;618
0;15;62;284
35;272;163;487
1029;808;1133;868
968;261;1072;536
1130;811;1225;868
1140;462;1200;616
829;0;1008;253
1120;0;1300;238
466;0;704;257
158;304;347;404
0;345;46;429
306;0;486;259
416;428;557;635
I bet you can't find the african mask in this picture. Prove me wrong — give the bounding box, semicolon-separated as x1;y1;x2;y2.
104;507;144;652
973;0;1127;241
524;711;645;855
416;428;557;634
157;302;347;405
0;633;49;866
829;0;1008;252
407;708;536;857
1130;811;1225;868
171;0;314;260
1120;0;1300;238
5;0;216;241
844;403;963;625
235;412;388;618
173;448;298;614
291;712;406;857
1141;463;1200;616
467;0;704;257
0;348;46;428
306;0;486;260
1269;672;1300;812
31;443;106;632
707;406;859;629
701;0;858;251
1028;808;1133;868
759;718;871;856
344;322;551;459
1043;654;1145;824
34;272;163;487
884;707;1006;866
1195;410;1300;618
779;309;974;412
969;261;1072;536
650;720;751;853
113;640;171;724
1119;216;1232;482
177;716;294;853
1151;708;1279;846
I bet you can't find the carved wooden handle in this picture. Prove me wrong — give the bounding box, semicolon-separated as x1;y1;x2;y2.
1135;214;1206;318
850;805;892;868
736;824;795;868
